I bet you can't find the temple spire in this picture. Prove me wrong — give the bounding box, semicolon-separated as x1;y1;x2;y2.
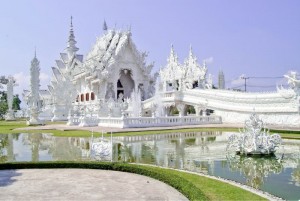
188;45;194;60
34;46;36;58
66;16;79;58
103;19;108;31
168;44;178;63
189;44;193;54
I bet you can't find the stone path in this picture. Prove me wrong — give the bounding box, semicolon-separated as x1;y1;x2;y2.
0;169;188;201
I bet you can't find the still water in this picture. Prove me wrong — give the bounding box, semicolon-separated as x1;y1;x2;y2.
0;132;299;200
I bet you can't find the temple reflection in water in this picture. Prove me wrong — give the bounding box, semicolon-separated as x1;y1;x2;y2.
0;132;300;199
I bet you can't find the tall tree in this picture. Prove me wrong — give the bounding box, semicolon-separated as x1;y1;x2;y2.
12;94;21;110
0;91;8;119
0;92;21;119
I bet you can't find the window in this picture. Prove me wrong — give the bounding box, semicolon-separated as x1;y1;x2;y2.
80;94;84;102
86;93;89;101
91;92;95;100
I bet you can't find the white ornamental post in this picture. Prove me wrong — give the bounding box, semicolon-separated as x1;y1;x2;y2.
27;53;42;125
5;76;17;120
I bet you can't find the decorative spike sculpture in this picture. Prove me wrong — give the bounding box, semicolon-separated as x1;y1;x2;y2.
27;53;42;125
227;113;282;156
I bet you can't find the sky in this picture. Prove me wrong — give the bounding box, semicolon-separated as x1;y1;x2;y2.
0;0;300;101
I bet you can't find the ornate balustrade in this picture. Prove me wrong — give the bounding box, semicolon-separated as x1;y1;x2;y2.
71;116;81;125
97;115;221;128
114;131;221;143
69;116;99;127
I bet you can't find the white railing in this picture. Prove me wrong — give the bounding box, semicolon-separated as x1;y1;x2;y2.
71;117;81;125
69;116;99;127
97;115;222;128
114;131;221;143
98;118;125;128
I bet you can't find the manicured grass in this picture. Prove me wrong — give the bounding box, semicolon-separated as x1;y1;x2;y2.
0;161;267;201
0;121;28;134
269;129;300;139
1;120;300;140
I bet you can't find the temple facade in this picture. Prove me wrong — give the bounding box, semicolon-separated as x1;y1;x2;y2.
23;19;300;128
44;19;156;121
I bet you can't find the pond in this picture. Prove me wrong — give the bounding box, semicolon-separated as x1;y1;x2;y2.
0;131;299;200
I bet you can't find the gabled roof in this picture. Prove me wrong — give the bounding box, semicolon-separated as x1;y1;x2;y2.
51;67;63;82
84;30;133;71
75;54;83;62
56;60;65;70
60;53;69;63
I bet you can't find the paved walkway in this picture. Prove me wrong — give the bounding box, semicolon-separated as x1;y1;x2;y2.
0;169;188;201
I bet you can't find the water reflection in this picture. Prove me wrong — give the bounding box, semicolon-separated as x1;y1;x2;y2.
227;156;283;189
292;164;300;186
0;132;299;200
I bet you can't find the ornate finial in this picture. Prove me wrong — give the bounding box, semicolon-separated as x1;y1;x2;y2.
168;44;179;64
103;19;108;31
189;45;193;58
34;46;37;58
66;16;79;57
170;44;175;56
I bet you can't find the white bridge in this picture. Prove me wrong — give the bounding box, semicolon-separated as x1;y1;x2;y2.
143;88;300;127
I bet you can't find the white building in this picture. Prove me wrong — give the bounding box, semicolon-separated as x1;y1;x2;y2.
24;19;300;128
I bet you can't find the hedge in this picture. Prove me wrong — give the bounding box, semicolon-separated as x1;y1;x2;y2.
0;161;207;200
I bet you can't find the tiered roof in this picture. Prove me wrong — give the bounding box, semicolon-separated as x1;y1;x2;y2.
160;45;207;87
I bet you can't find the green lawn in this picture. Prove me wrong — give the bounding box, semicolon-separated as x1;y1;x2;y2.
0;162;267;201
0;120;299;140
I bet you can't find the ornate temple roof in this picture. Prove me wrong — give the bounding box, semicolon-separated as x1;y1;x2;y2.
85;30;131;67
160;45;207;85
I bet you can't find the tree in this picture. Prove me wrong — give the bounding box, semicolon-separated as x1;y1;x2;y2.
12;94;21;111
0;91;8;119
0;91;21;119
0;102;8;119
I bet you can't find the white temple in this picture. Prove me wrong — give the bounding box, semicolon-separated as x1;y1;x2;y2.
24;19;300;128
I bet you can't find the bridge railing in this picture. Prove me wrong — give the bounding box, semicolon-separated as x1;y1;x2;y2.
97;115;222;128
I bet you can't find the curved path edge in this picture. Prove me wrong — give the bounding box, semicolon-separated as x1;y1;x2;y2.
134;163;285;201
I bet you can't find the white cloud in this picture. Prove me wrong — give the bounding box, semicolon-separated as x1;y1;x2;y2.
13;72;30;87
231;78;245;86
13;71;50;89
203;56;214;64
11;71;50;108
231;74;247;86
40;72;50;83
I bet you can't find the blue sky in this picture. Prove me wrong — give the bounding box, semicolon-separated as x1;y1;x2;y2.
0;0;300;96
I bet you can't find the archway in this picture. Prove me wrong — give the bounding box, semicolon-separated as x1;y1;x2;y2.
118;69;134;99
